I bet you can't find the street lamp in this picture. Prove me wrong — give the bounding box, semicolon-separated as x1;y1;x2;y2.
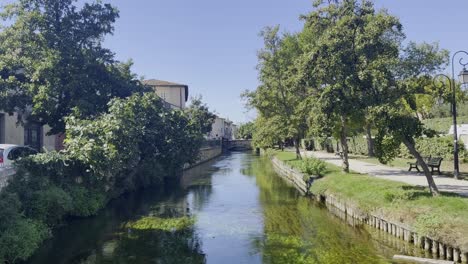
434;51;468;179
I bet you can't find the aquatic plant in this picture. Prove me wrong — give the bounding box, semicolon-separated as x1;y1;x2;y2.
125;216;195;231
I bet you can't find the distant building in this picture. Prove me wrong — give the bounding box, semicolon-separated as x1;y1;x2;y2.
223;119;233;140
143;79;189;109
208;116;236;140
209;117;225;140
0;112;56;151
231;124;238;140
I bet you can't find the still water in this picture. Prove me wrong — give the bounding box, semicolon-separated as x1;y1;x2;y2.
27;152;400;264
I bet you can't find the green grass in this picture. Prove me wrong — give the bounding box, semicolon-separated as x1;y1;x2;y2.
273;150;468;251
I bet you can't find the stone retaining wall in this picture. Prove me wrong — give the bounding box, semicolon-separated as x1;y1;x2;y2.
271;157;308;194
270;157;468;263
185;146;223;170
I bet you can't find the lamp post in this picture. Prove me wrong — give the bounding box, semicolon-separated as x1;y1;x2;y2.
434;51;468;179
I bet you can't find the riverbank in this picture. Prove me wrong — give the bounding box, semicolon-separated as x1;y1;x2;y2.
272;151;468;263
25;152;399;263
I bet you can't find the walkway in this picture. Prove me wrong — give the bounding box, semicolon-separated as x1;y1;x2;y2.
304;151;468;197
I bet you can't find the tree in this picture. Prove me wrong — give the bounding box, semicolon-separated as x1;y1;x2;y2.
185;95;216;135
245;26;307;159
237;122;255;139
0;0;146;134
252;115;288;149
300;0;403;172
372;42;449;196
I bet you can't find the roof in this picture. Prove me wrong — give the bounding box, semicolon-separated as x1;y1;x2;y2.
143;79;189;102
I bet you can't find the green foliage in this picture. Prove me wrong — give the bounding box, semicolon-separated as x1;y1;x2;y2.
299;158;327;177
237;122;255;139
397;136;467;161
67;186;106;217
64;93;203;188
0;219;49;263
185;95;216;135
0;0;147;133
25;186;72;226
0;93;205;262
252;115;287;149
245;26;307;153
125;216;195;231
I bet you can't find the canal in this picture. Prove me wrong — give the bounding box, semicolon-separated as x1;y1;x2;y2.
27;152;400;264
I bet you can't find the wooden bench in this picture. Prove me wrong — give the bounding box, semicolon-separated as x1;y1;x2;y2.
427;157;443;175
408;156;430;172
407;156;443;175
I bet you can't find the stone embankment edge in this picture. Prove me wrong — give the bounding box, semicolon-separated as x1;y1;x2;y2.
270;156;468;264
184;146;223;170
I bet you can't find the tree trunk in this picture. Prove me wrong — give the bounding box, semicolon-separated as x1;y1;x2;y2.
294;137;302;160
366;122;375;157
340;115;350;173
402;138;440;196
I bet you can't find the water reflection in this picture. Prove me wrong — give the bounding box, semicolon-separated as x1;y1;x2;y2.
27;152;397;264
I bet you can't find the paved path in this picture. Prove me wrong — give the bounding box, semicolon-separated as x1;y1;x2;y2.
304;151;468;197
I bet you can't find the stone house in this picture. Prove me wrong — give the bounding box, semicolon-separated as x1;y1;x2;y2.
142;79;189;109
0;112;56;151
208;116;235;140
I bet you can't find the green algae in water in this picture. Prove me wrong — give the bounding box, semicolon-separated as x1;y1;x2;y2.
125;216;195;231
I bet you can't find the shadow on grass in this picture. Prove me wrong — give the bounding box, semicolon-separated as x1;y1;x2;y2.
400;185;464;199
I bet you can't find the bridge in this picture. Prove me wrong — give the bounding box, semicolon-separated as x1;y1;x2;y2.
224;140;253;151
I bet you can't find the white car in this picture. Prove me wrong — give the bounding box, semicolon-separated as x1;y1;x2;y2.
0;144;38;168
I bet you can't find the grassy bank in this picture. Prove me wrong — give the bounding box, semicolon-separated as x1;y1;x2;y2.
273;151;468;251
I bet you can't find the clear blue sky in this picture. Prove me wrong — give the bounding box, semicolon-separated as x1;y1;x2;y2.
102;0;468;124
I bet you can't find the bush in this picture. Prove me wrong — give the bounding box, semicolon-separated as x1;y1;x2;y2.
24;186;72;226
0;219;49;263
67;186;106;217
299;158;327;177
398;135;467;161
0;93;206;262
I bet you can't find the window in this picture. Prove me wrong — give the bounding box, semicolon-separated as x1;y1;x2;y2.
24;123;42;151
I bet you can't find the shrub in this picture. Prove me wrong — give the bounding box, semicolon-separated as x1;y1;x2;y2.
67;186;106;217
0;219;49;263
24;186;72;226
0;93;206;262
398;135;467;161
299;158;327;177
0;193;21;233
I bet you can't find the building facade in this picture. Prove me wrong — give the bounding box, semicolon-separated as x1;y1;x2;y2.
0;112;56;151
208;117;225;139
142;79;189;109
208;116;236;140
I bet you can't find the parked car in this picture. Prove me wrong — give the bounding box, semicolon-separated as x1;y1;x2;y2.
0;144;38;168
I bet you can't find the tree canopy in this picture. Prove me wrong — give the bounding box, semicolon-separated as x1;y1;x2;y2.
0;0;146;133
247;0;450;196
